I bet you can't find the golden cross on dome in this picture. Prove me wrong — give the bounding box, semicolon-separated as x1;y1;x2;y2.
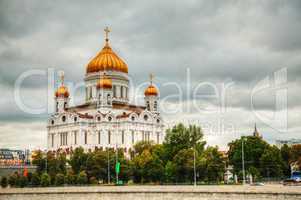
104;26;110;42
150;73;154;85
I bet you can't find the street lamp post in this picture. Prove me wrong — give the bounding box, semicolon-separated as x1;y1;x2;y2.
242;137;246;185
116;143;119;184
107;149;110;184
194;146;196;186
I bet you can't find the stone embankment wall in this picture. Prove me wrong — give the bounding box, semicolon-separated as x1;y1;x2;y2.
1;185;301;200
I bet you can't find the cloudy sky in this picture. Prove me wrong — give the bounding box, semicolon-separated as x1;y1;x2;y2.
1;0;301;150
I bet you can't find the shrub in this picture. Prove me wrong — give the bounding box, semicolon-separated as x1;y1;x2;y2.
8;172;19;187
77;171;88;185
65;171;77;185
27;172;33;183
55;173;65;186
1;176;8;188
89;176;98;185
17;176;28;188
40;173;51;187
31;173;41;187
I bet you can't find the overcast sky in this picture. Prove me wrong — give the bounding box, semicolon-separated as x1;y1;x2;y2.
0;0;301;150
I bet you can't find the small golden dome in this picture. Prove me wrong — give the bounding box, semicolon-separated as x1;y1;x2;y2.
86;27;128;74
145;73;158;96
55;85;69;98
97;74;113;89
55;72;69;98
144;85;158;96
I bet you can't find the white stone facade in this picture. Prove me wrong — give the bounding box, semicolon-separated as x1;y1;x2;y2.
47;51;164;153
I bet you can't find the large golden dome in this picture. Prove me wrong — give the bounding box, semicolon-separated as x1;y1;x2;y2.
86;27;128;74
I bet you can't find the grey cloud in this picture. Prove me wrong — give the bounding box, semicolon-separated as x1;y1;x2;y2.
0;0;301;149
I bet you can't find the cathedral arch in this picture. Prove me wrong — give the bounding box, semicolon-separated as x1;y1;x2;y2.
106;113;115;122
129;113;139;122
62;115;66;122
140;111;152;122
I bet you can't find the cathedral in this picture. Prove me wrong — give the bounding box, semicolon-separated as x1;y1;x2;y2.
47;27;164;153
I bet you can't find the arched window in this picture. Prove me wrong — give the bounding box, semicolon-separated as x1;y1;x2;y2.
107;94;111;105
51;134;54;147
74;117;77;122
98;131;101;144
122;131;125;144
89;87;92;99
144;115;148;121
108;116;112;122
120;86;123;98
74;131;77;145
108;130;111;144
51;120;54;125
131;116;135;121
154;101;157;110
131;130;135;144
84;131;88;144
62;116;66;122
113;85;117;97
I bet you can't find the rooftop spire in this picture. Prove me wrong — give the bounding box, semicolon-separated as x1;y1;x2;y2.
150;73;154;85
104;26;110;43
59;71;64;86
253;123;262;138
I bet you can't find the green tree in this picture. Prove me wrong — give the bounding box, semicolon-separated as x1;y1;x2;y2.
40;173;51;187
32;150;46;174
172;148;194;183
130;141;164;183
260;145;284;178
248;166;261;181
46;151;67;183
85;149;112;182
280;144;291;177
1;176;8;188
69;147;88;174
164;161;176;183
164;124;206;161
290;144;301;170
228;136;269;175
115;149;131;183
130;150;149;183
202;146;225;183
